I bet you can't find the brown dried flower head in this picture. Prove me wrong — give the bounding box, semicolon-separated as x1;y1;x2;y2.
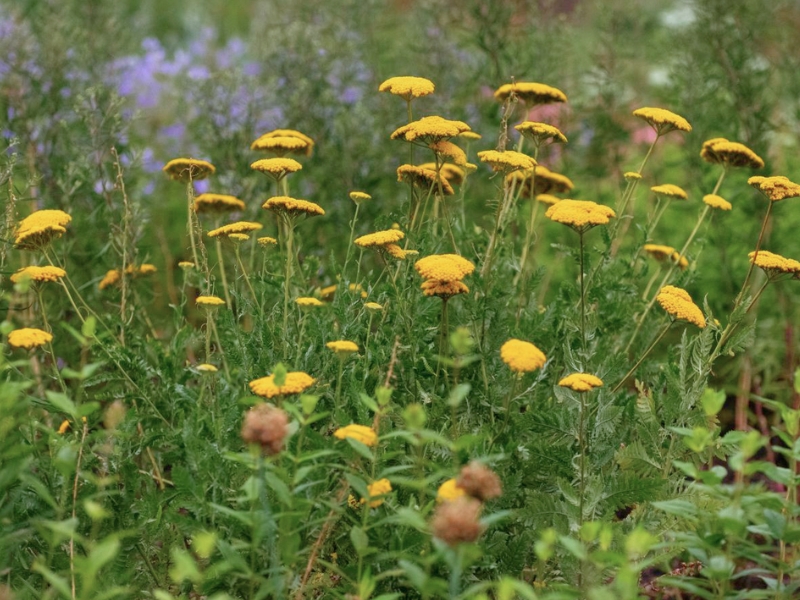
241;404;289;455
457;461;503;501
430;496;484;546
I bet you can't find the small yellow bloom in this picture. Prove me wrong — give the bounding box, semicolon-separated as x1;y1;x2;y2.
651;184;688;200
624;171;642;180
507;166;574;197
57;420;70;434
703;194;732;211
656;285;706;328
558;373;604;392
349;191;372;205
228;233;250;243
249;372;316;398
99;269;121;290
429;140;467;167
250;157;303;180
250;135;309;156
500;339;546;374
459;131;482;141
748;250;800;275
354;229;404;248
396;164;454;195
535;194;560;206
207;221;263;238
364;302;384;312
178;261;195;269
700;138;764;169
391;115;471;143
643;244;688;270
251;129;314;156
415;254;475;282
418;162;466;186
632;107;692;135
263;196;325;217
384;243;408;260
545;200;616;231
362;478;392;508
296;297;324;308
195;363;218;373
258;236;278;247
196;295;226;308
193;193;245;214
437;478;466;503
162;158;216;182
747;175;800;202
14;210;72;250
326;340;359;355
494;82;567;105
10;265;66;284
8;327;53;349
378;76;435;100
334;424;378;446
477;150;536;173
515;121;568;145
420;279;469;298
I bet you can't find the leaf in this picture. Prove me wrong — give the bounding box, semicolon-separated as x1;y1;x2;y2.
350;525;370;556
45;391;78;419
447;383;471;408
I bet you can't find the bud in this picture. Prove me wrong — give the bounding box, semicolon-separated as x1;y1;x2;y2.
430;496;483;546
457;461;502;501
241;404;289;455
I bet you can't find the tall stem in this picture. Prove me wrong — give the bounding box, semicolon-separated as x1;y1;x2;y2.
214;221;232;309
579;230;587;357
613;321;672;393
282;218;294;358
736;198;774;308
235;245;260;309
186;181;201;274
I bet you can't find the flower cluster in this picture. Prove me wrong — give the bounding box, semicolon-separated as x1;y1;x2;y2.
193;193;245;213
14;210;72;249
249;372;316;398
334;424;377;446
651;183;688;200
632;107;692;135
747;175;800;202
207;221;264;238
500;338;547;374
748;250;800;275
251;129;314;156
10;265;66;284
250;157;303;180
414;254;475;298
7;328;53;349
241;404;289;455
477;149;536;173
162;158;216;182
493;81;567;105
378;76;435;100
700;138;764;169
263;196;325;217
643;244;689;269
656;285;706;328
396;164;454;195
544;199;616;231
702;194;732;211
515;121;568;145
390;115;471;142
558;373;604;392
326;340;359;356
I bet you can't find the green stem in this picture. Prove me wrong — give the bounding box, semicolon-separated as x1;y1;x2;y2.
282;218;294;358
613;321;672;393
235;245;260;309
579;230;587;357
214;232;233;310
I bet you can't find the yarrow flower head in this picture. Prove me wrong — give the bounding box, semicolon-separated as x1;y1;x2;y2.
545;199;616;231
241;404;289;455
391;116;471;143
477;149;536;173
396;165;454;195
748;250;800;275
632;107;692;135
162;158;216;182
515;121;568;146
250;157;303;181
457;462;502;501
747;175;800;202
415;254;475;282
251;129;314;156
507;166;574;198
643;244;688;270
651;183;688;200
420;280;470;298
195;363;218;373
436;478;466;503
354;229;405;250
419;162;469;186
349;191;372;205
196;295;226;308
431;496;484;546
558;373;604;392
258;236;278;247
8;328;53;349
536;194;560;206
14;210;72;250
98;264;157;290
263;196;325;218
364;301;384;312
207;221;263;238
326;340;359;356
334;424;378;446
624;171;642;180
193;193;245;214
656;285;706;328
249;371;316;398
359;478;392;508
296;296;324;308
703;194;732;211
700;138;764;169
378;76;435;100
10;265;66;284
500;338;546;374
494;82;567;105
429;140;468;167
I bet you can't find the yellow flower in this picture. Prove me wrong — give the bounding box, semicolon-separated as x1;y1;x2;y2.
500;339;546;373
207;221;264;238
700;138;764;169
196;295;226;308
747;175;800;202
429;140;467;166
361;478;392;508
459;131;482;141
535;194;560;206
98;269;121;290
178;261;195;269
643;244;688;270
384;243;408;260
632;107;692;135
8;327;53;349
250;135;309;156
364;302;384;312
494;82;567;105
349;191;372;205
703;194;732;211
391;116;471;143
327;340;359;355
477;150;537;173
415;254;475;282
544;200;616;230
396;164;454;195
251;129;314;156
228;233;250;243
558;373;604;392
127;264;157;276
417;162;466;186
10;265;66;284
14;210;72;249
263;196;325;217
193;193;245;214
162;158;216;182
250;157;303;180
354;229;405;248
420;279;469;298
624;171;642;180
196;363;218;373
651;184;688;200
57;419;70;434
378;76;435;100
748;250;800;275
334;424;378;446
507;166;574;197
437;478;466;503
319;283;368;300
515;121;568;145
296;297;324;308
258;236;278;247
656;286;706;328
249;372;316;398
